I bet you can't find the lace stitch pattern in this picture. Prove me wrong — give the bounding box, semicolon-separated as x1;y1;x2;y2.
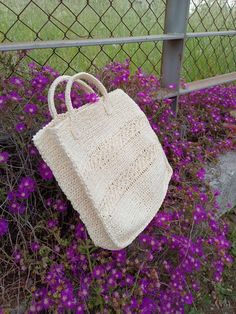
81;115;150;176
98;142;161;216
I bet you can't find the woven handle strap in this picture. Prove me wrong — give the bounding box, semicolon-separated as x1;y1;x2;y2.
48;75;95;119
65;72;112;115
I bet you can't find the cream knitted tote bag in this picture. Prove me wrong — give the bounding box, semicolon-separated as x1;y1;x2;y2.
39;72;173;250
33;75;116;249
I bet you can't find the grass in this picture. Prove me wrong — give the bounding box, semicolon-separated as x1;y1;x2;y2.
0;0;235;81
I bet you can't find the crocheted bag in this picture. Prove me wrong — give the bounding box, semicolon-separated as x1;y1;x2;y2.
33;75;115;249
34;71;172;250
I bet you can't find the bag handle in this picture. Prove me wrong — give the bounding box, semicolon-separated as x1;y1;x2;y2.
48;75;96;119
65;72;112;115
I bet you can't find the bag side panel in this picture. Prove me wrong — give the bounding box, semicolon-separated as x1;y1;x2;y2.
33;126;117;249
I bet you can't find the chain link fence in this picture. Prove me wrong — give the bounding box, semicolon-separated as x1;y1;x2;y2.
184;0;236;80
0;0;235;81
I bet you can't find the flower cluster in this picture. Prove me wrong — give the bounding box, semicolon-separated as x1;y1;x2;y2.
0;60;235;313
0;218;8;237
0;151;9;164
7;177;36;214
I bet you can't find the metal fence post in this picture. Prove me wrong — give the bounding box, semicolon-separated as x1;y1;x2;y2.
160;0;191;113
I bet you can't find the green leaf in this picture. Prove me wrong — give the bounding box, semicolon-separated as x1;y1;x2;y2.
188;308;203;314
231;247;236;257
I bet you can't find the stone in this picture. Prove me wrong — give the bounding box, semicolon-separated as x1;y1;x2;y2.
206;151;236;216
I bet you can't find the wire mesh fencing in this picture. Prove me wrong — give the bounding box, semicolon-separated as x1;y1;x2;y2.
0;0;235;81
183;0;236;80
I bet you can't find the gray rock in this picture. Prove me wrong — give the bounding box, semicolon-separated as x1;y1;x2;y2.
206;151;236;216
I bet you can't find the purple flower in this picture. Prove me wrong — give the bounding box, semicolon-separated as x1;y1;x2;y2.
0;95;7;109
0;218;9;236
19;176;36;193
111;268;122;280
13;249;22;263
8;91;22;101
28;62;37;69
16;177;36;199
17;187;31;199
8;201;26;214
0;151;9;163
7;190;17;201
224;254;233;264
84;93;99;103
140;297;157;312
78;285;89;298
15;122;26;132
196;168;206;180
41;295;53;310
45;198;53;207
154;212;173;229
61;288;76;309
53;199;67;212
37;95;47;103
214;271;222;282
199;192;208;202
31;74;49;90
123;274;134;286
112;250;126;264
76;304;85;314
38;161;53;180
92;265;105;279
75;223;86;239
47;219;58;229
66;245;79;263
137;91;153;105
182;292;193;305
30;241;41;252
10;76;24;86
214;235;230;249
24;103;38;115
193;204;207;223
130;297;138;309
209;218;219;232
28;144;39;156
106;275;116;288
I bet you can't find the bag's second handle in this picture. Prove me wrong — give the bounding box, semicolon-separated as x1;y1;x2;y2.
65;72;112;115
48;75;96;119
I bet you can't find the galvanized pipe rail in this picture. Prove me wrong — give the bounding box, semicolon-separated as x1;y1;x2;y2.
156;72;236;100
0;31;235;52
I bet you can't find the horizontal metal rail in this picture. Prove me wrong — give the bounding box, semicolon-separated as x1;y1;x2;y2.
0;30;235;52
186;30;236;38
156;72;236;100
0;34;184;51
